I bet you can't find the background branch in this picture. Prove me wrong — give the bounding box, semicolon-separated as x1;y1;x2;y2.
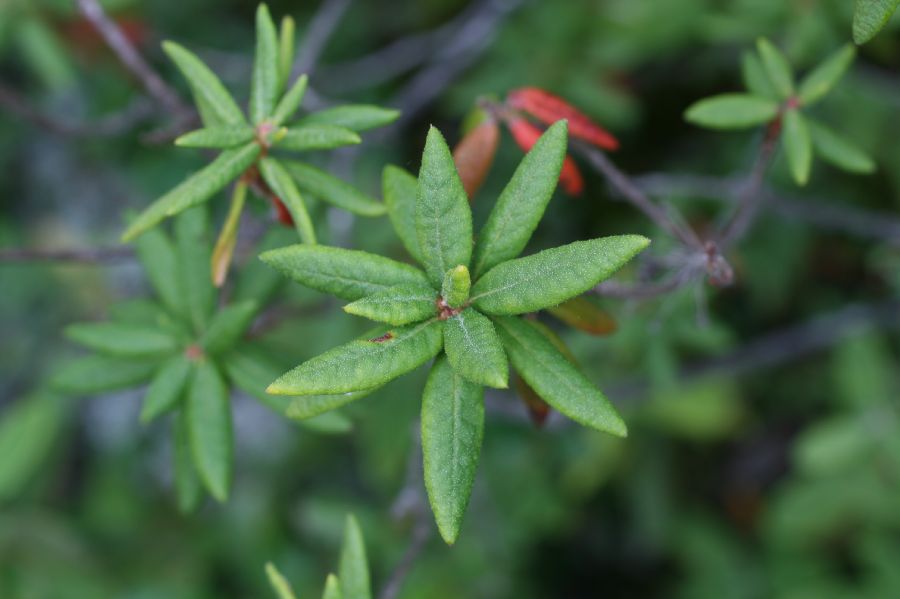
0;246;135;264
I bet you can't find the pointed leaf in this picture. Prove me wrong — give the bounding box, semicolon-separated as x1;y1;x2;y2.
0;391;66;501
261;245;430;301
187;360;232;502
756;38;794;98
201;301;258;354
322;574;342;599
853;0;900;44
507;87;619;150
122;143;260;241
382;165;424;263
421;356;484;544
173;410;202;513
495;316;626;436
339;515;371;599
51;356;157;394
343;282;437;325
808;119;876;174
162;41;246;127
546;296;617;335
267;320;443;395
276;125;361;151
259;157;317;244
684;94;779;130
452;119;499;197
250;4;279;124
64;322;178;357
472;120;567;277
175;207;217;332
443;309;508;388
441;265;470;308
135;227;183;315
211;180;247;287
298;105;400;132
783;109;812;185
282;161;386;217
471;236;649;315
741;50;778;100
798;44;855;106
278;16;296;94
272;74;307;126
266;562;298;599
175;126;255;149
141;355;192;423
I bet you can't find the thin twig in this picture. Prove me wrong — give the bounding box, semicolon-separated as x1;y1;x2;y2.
292;0;353;77
0;246;135;264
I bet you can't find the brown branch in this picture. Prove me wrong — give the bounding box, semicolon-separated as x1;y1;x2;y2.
0;246;135;264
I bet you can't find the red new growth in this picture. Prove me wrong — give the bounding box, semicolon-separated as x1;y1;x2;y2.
508;118;584;195
507;87;619;151
271;196;294;226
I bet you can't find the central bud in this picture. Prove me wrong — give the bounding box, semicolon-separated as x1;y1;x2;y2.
436;265;471;320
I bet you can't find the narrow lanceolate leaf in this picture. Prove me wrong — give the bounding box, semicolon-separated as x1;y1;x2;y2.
798;44;856;106
286;387;380;420
443;309;508;388
141;355;191;423
741;50;778;100
495;316;626;436
506;87;619;150
261;245;430;301
250;4;279;124
201;301;258;354
547;296;617;335
175;126;255;149
173;411;202;513
322;575;342;599
756;38;794;99
282;161;386;217
277;15;296;95
417;127;474;286
472;120;568;277
162;41;246;127
0;391;66;501
272;74;307;126
211;181;247;287
187;360;232;502
339;515;371;599
299;105;400;132
258;157;316;244
122;143;260;241
51;356;157;394
472;236;650;315
452;119;499;197
276;125;361;151
853;0;900;44
267;320;443;395
134;227;182;315
421;356;485;544
65;322;177;357
684;94;779;130
808;120;876;174
783;109;812;186
266;562;297;599
441;265;471;308
382;165;424;263
343;283;437;325
175;207;216;332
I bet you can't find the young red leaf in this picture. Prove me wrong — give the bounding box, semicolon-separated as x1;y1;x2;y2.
452;119;499;199
558;155;584;196
507;87;619;151
507;118;583;196
512;374;551;428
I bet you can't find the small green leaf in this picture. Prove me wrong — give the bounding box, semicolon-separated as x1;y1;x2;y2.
201;301;258;354
261;245;430;301
443;309;508;388
258;157;317;244
798;44;856;106
808;119;876;174
741;50;779;100
338;514;371;599
0;390;66;501
495;316;626;436
51;356;158;394
276;125;361;151
421;356;484;544
250;4;279;124
211;180;247;287
684;94;780;129
783;109;812;186
441;265;470;308
298;105;400;132
141;356;192;423
416;126;473;286
343;283;437;325
382;165;424;263
322;574;342;599
65;322;178;357
187;360;232;502
267;320;443;395
175;126;255;149
173;410;203;513
266;562;298;599
756;37;794;98
282;161;386;217
286;388;380;420
134;227;182;316
278;16;296;95
471;236;649;316
272;74;308;126
109;299;171;329
175;207;217;332
794;416;872;476
162;41;246;127
853;0;900;44
472;120;567;277
122;143;260;241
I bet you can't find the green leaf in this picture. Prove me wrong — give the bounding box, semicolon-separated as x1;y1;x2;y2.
343;283;437;325
286;388;380;420
853;0;900;44
175;126;255;149
382;165;424;264
65;322;178;357
338;514;371;599
684;94;779;129
140;356;192;423
756;37;794;98
272;74;308;126
783;109;812;186
267;320;443;395
134;227;183;315
0;391;66;501
472;120;567;277
298;105;400;132
258;157;317;244
471;236;649;315
211;180;247;287
798;44;855;106
794;416;872;476
173;410;203;513
276;125;361;151
51;356;158;394
741;50;778;100
186;360;232;502
175;207;217;332
122;143;260;241
322;574;342;599
441;265;470;308
421;356;484;544
495;316;626;436
808;119;876;174
416;127;473;286
261;245;430;301
250;4;279;124
443;309;508;388
201;301;258;354
277;16;296;95
282;161;386;217
109;299;172;329
266;562;298;599
162;41;246;127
